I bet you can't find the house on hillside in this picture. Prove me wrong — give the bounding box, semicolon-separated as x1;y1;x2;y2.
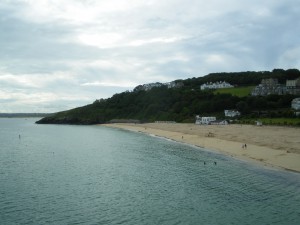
166;81;184;89
291;98;300;110
261;78;278;86
200;81;233;90
133;81;184;92
224;110;241;117
195;115;216;125
286;77;300;95
251;78;286;96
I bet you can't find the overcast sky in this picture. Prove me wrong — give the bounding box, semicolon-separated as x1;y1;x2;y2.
1;0;300;113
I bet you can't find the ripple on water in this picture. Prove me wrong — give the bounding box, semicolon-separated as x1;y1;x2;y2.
0;119;300;225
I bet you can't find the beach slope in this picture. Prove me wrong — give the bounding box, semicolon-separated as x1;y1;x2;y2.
102;123;300;173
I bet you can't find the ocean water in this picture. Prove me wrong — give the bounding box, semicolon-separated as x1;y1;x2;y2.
0;118;299;225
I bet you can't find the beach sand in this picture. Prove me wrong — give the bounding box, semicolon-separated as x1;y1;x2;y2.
102;123;300;173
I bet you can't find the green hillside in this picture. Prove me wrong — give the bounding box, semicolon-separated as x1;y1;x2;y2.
214;86;255;97
36;69;300;125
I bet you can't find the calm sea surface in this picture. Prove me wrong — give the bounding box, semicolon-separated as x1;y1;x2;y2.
0;118;300;225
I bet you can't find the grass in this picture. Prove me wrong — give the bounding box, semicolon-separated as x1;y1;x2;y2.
214;86;255;97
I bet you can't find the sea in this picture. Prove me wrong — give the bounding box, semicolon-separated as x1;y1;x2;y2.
0;118;299;225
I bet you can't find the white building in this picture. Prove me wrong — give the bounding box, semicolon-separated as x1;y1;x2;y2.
291;98;300;110
195;115;216;125
224;110;241;117
251;78;289;96
286;78;300;95
166;81;184;89
256;121;263;126
200;81;233;90
134;81;184;92
210;120;228;125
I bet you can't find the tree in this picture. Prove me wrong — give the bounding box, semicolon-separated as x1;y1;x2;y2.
236;101;249;114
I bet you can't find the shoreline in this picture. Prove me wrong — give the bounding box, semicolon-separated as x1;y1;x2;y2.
101;123;300;173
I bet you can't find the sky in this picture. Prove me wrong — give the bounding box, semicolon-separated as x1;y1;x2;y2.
1;0;300;113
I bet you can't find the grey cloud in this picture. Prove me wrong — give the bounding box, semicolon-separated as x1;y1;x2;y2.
0;0;299;112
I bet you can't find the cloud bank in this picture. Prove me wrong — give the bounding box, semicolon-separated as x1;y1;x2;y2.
0;0;299;112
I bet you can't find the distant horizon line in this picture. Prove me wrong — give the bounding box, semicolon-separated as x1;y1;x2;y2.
0;113;53;117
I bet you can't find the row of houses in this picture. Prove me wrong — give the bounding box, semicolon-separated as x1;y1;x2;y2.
200;81;233;90
224;110;241;117
195;110;240;125
133;81;184;92
134;77;300;95
195;116;229;125
196;97;300;125
251;78;300;96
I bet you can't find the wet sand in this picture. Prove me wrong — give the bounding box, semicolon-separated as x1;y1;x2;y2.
102;123;300;172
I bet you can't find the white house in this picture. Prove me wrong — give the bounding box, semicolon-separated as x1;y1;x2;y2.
256;121;263;126
286;78;300;95
224;110;241;117
195;115;216;125
291;98;300;110
200;81;233;90
166;81;184;89
210;120;228;125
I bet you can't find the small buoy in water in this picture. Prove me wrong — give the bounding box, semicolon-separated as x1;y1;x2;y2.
19;134;21;139
204;161;206;165
214;161;217;165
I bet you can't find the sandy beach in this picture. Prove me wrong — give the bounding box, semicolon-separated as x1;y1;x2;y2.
102;123;300;173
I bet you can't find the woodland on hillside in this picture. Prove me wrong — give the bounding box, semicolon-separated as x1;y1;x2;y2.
36;69;300;125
